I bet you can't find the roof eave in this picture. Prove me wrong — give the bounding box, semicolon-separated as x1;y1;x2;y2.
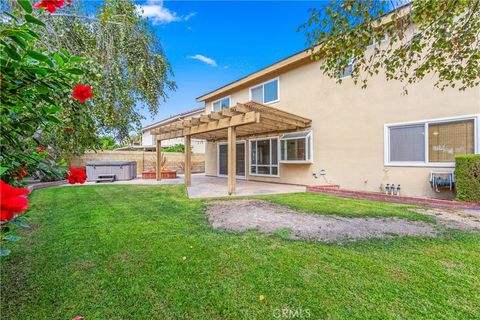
195;50;312;103
195;3;413;103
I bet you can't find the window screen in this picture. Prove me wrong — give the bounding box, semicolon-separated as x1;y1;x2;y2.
250;79;278;104
389;125;425;162
264;79;278;103
336;58;354;79
251;86;263;103
212;97;230;112
250;138;279;176
428;120;474;162
280;131;312;162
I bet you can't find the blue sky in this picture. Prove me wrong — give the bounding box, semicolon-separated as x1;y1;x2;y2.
137;0;321;127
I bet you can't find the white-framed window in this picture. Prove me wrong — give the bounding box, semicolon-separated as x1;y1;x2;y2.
249;78;279;104
368;34;388;47
280;130;313;163
249;137;279;177
385;115;479;167
211;96;230;112
336;58;355;79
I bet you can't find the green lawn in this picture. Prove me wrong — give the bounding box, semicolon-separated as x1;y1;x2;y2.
256;192;432;222
1;185;479;319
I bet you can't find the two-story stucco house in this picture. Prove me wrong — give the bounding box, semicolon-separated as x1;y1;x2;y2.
149;32;479;200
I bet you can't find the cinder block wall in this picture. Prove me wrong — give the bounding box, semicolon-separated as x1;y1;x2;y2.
71;151;205;176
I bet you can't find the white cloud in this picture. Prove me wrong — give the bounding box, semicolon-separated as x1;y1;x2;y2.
137;0;196;25
189;54;217;67
184;12;197;21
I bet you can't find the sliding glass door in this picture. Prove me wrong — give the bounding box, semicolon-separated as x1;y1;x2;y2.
218;142;246;178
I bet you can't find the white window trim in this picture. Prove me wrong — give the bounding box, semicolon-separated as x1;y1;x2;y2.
280;130;314;164
248;136;280;177
216;140;246;179
336;58;355;80
211;96;231;112
384;114;480;167
367;34;388;48
248;77;280;105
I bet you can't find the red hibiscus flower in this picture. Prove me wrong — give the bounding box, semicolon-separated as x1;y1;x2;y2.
19;168;27;177
33;0;65;13
72;84;93;103
66;167;87;184
37;146;45;153
66;126;74;133
0;180;30;221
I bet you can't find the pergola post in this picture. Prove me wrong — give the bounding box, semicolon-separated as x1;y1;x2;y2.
227;126;236;195
184;135;192;187
156;138;162;181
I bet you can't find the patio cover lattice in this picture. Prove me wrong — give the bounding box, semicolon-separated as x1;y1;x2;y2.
150;101;312;195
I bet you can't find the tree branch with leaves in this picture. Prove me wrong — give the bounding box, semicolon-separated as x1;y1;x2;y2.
299;0;480;93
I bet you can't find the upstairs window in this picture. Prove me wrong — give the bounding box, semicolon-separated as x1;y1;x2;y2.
250;78;279;104
369;34;388;47
336;58;354;79
212;97;230;112
280;131;313;163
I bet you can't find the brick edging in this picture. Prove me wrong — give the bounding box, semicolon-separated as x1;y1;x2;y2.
27;180;68;192
307;186;480;210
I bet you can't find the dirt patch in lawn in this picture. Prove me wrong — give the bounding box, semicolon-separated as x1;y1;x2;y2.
408;208;480;231
207;200;440;242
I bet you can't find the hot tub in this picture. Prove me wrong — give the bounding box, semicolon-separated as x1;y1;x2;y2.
86;161;137;182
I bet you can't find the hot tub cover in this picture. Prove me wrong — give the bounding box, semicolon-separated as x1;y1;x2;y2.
86;161;136;166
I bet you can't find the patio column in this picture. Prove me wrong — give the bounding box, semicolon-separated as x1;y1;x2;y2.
156;138;162;181
184;135;192;187
227;126;236;195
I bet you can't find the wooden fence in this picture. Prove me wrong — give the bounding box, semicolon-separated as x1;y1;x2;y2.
71;151;205;176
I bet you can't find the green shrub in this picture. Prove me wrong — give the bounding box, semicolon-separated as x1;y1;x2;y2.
162;144;185;153
455;155;480;203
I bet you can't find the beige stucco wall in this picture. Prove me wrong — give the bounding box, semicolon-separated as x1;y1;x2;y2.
203;58;480;199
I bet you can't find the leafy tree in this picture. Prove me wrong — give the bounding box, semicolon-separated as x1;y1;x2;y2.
300;0;480;92
39;0;176;143
162;144;185;153
2;0;175;163
99;136;118;150
0;0;92;184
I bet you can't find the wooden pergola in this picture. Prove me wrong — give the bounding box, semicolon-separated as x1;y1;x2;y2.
151;101;311;195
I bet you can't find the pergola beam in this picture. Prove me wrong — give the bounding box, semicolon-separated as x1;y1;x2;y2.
234;103;307;127
209;111;226;120
227;126;236;195
191;117;201;125
241;101;311;124
200;115;211;123
156;111;259;140
184;111;259;135
184;135;191;187
222;108;241;117
156;139;162;180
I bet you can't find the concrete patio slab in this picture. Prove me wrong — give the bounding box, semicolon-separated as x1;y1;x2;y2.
186;174;306;198
80;173;305;198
